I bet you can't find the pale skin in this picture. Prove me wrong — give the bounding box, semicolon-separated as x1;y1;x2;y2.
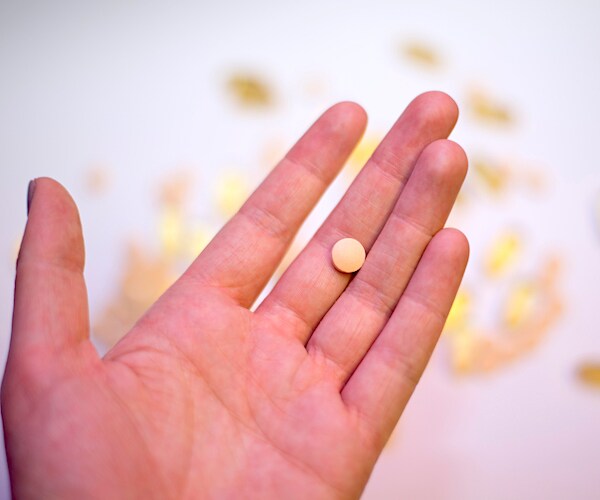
2;91;469;499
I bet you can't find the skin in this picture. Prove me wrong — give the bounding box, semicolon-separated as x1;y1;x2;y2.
1;91;469;499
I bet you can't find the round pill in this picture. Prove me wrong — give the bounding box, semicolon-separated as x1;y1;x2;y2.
331;238;366;273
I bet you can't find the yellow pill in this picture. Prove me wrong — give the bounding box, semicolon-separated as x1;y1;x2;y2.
577;362;600;388
215;172;249;217
347;135;381;174
485;232;521;277
445;289;470;332
332;238;366;273
504;282;537;329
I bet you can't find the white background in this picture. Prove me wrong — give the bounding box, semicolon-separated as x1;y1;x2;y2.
1;1;599;498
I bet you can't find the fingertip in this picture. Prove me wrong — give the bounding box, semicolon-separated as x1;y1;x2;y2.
414;90;459;116
410;90;460;131
444;139;469;177
29;177;80;219
436;227;470;269
21;177;85;272
326;101;368;135
420;139;469;183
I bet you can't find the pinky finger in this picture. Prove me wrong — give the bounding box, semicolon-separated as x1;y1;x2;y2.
341;228;469;449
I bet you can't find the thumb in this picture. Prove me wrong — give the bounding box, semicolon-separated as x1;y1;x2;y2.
6;178;97;383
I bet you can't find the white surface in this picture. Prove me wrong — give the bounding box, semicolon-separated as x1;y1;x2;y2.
1;1;599;498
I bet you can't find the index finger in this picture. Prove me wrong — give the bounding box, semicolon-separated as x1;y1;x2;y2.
182;102;368;306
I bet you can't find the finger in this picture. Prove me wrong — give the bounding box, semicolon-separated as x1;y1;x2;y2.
341;228;469;448
307;140;467;384
184;102;367;307
256;91;459;342
6;178;96;383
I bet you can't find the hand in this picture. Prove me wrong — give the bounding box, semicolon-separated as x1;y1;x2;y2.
2;92;468;499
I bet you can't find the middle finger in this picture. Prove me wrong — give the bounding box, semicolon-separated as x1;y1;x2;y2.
255;92;459;343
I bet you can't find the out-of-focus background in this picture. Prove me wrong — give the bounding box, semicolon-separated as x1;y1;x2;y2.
1;1;599;498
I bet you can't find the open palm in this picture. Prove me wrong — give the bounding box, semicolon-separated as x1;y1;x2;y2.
2;92;468;499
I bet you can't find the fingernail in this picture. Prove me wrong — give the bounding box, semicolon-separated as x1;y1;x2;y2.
27;179;37;215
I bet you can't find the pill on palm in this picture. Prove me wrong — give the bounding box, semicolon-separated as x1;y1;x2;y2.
331;238;366;273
